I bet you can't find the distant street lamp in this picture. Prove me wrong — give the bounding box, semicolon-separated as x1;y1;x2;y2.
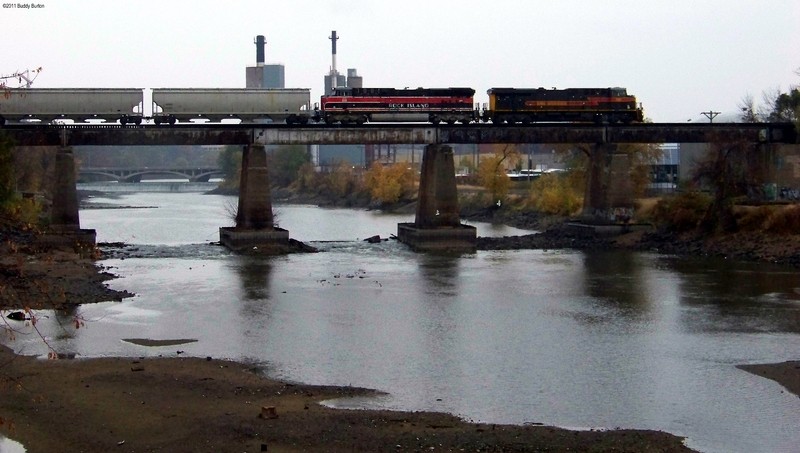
700;110;721;123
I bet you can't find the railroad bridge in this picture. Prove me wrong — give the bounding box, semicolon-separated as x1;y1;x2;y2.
4;122;798;252
6;123;797;147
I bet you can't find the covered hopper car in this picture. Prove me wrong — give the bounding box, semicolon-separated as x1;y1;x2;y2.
151;88;312;125
318;87;476;124
0;88;313;125
484;87;644;124
0;88;144;125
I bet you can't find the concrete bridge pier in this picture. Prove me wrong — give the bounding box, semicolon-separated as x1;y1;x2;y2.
397;144;476;252
46;146;96;247
758;143;778;200
574;143;637;233
219;143;289;251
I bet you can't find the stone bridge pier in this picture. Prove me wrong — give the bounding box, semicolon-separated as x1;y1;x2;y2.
397;144;477;252
45;146;96;247
219;144;289;251
576;143;637;232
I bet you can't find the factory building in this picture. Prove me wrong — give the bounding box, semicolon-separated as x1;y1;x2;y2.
323;68;362;95
246;35;285;89
346;68;362;88
323;73;347;94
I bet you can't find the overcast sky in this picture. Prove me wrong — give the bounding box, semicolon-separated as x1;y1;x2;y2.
3;0;798;122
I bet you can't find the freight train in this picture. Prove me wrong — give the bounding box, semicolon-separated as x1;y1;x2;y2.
0;86;644;126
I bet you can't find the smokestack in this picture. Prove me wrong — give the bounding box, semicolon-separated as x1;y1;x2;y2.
329;30;339;91
330;30;338;55
255;35;266;67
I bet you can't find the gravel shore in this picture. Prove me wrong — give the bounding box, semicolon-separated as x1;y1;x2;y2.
0;344;700;453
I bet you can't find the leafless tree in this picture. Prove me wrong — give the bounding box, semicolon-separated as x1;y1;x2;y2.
738;94;760;122
691;134;765;233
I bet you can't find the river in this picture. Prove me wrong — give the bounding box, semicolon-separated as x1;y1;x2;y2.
3;189;800;453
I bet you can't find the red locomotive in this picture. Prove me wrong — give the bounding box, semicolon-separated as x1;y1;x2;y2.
318;87;476;124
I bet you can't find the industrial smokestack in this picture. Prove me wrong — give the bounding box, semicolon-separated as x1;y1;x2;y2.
329;30;339;92
330;30;338;55
255;35;266;67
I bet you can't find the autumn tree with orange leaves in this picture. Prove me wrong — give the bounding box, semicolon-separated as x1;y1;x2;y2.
364;161;415;205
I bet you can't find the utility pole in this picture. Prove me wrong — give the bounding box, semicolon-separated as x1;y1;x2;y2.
700;110;720;123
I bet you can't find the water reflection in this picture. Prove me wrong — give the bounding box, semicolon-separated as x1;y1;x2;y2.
416;254;461;298
231;256;274;301
581;251;652;316
665;256;800;334
540;251;656;330
46;307;81;358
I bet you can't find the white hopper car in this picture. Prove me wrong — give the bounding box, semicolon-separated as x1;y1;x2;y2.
0;88;144;125
152;88;312;125
0;88;313;125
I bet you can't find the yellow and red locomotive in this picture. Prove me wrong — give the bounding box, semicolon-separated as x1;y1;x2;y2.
483;87;644;124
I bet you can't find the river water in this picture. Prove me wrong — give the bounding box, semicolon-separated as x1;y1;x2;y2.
3;189;800;453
